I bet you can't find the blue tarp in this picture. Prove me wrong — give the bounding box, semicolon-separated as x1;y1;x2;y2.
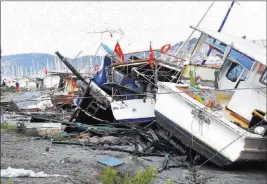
98;157;123;167
206;39;255;70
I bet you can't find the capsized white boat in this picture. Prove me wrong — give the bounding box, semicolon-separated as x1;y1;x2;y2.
155;27;267;167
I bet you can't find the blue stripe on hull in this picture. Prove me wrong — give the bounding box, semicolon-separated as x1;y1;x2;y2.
117;117;156;123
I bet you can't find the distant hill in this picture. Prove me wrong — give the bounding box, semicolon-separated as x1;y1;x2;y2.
1;53;92;77
1;53;90;69
1;37;264;77
0;38;199;77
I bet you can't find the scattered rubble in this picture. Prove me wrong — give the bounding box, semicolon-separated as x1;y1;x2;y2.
1;87;266;184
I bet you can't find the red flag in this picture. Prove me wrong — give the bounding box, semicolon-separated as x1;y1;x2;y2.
149;42;153;68
114;41;124;62
71;78;77;88
44;68;48;75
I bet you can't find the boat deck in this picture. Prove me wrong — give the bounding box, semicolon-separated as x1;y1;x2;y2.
177;86;249;129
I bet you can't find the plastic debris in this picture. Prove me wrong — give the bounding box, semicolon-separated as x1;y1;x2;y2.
1;167;67;178
98;157;123;167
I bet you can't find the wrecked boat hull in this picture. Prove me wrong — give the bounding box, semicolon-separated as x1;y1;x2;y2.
73;81;114;124
77;80;157;124
155;82;267;167
51;94;74;107
156;110;267;166
111;98;156;123
155;110;232;166
12;91;53;112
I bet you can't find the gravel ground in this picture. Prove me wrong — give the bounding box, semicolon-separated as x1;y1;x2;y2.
1;132;145;184
1;131;266;184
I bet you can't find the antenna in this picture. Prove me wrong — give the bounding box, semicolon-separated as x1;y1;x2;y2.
87;28;125;41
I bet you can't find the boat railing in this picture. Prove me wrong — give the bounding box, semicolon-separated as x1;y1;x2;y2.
106;50;187;68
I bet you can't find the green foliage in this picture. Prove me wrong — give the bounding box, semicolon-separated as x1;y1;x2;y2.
7;178;13;184
2;86;16;92
48;133;67;141
8;86;16;89
132;168;157;184
101;167;120;184
101;167;157;184
1;122;17;132
165;179;173;184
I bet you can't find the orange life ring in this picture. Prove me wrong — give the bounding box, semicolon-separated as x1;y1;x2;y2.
160;44;171;53
257;63;264;73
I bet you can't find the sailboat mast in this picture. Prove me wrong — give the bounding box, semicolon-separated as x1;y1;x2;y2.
13;64;15;77
32;59;35;76
206;1;235;56
57;57;60;71
37;60;39;76
50;59;53;71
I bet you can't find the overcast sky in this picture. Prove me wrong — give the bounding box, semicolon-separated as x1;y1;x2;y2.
1;1;266;58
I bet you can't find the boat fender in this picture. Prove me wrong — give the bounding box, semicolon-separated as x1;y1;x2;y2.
254;126;266;135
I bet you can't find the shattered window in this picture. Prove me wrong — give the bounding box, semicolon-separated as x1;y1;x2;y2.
226;62;243;82
113;71;124;84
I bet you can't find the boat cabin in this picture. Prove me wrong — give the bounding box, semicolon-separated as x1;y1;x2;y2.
180;27;266;131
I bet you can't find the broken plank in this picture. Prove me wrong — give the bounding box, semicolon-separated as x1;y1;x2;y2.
156;130;186;154
149;128;159;141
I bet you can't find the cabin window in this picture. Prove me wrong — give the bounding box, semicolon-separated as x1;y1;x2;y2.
259;67;267;85
114;71;124;84
226;62;243;82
